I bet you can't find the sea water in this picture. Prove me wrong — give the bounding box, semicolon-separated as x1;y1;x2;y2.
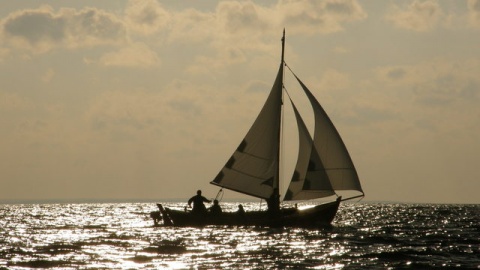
0;202;478;269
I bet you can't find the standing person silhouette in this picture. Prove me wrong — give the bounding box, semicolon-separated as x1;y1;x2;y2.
188;190;211;214
266;188;280;215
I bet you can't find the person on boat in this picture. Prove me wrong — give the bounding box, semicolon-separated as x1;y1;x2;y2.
209;199;222;216
266;188;280;215
188;190;211;214
236;204;247;223
237;204;245;215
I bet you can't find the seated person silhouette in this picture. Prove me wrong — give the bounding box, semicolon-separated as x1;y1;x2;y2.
209;199;222;216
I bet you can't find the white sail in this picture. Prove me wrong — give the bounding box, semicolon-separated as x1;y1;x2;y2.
284;73;363;201
210;63;284;199
284;96;336;200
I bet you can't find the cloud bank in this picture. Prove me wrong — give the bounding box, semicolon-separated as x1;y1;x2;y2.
1;1;480;203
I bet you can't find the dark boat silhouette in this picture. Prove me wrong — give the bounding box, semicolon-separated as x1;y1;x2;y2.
152;30;364;227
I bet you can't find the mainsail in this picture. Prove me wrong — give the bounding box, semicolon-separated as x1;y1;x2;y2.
210;63;283;200
211;30;363;203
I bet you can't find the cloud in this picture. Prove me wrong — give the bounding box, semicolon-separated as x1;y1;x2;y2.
278;0;367;34
468;0;480;27
368;59;480;143
1;0;368;71
169;1;275;74
186;47;246;74
2;6;66;53
41;68;55;83
313;69;399;127
377;60;480;106
376;66;409;82
85;79;210;133
320;68;351;90
0;46;9;61
125;0;170;35
86;90;164;134
1;5;126;53
166;0;367;46
413;73;480;107
167;8;215;43
63;8;127;48
333;46;350;54
0;92;35;112
385;67;407;80
212;0;368;37
217;1;271;35
386;0;442;32
98;42;160;68
178;0;367;74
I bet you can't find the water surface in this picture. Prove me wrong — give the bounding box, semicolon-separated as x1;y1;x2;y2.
1;202;478;269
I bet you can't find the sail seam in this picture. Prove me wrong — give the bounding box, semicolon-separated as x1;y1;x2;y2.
236;151;272;161
225;167;273;182
316;168;356;171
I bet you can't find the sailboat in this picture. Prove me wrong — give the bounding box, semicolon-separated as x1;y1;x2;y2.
152;30;364;227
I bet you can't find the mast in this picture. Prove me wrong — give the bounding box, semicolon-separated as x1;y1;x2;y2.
281;28;285;65
274;29;285;201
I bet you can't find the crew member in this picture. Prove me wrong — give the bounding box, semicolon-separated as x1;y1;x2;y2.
188;190;211;214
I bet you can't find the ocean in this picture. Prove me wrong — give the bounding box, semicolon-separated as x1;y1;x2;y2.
0;202;478;269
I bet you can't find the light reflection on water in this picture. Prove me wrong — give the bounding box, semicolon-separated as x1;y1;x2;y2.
0;202;479;269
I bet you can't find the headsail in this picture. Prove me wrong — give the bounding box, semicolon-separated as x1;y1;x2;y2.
284;96;336;200
210;63;284;199
284;69;363;201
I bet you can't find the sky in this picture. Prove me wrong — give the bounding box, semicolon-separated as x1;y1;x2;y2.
1;0;479;204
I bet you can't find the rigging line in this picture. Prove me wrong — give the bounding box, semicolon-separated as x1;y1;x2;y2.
283;85;293;101
284;62;303;83
340;193;365;202
284;61;294;75
215;188;224;202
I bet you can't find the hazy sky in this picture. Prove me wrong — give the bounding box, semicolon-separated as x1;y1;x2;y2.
1;0;479;204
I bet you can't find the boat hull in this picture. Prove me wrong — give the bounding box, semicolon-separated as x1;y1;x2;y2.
152;198;341;227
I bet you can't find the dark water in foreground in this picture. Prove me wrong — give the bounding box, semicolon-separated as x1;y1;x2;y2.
0;202;478;269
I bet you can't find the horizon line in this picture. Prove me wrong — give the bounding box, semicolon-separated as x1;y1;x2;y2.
1;198;478;205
